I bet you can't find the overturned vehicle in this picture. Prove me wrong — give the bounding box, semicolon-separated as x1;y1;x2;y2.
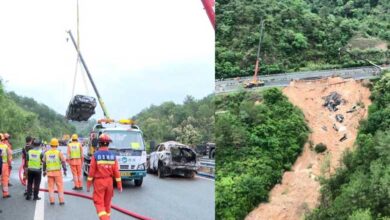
66;95;97;121
147;141;198;178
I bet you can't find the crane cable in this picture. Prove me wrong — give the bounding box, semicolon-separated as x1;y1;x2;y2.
71;0;90;98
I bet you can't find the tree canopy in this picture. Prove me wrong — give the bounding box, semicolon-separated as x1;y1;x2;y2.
216;0;390;78
133;95;214;150
0;81;76;148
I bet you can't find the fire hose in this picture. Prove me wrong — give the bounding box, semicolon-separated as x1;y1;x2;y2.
19;161;152;220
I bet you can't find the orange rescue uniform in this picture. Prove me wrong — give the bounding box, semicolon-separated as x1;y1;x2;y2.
43;148;67;204
67;141;84;188
4;140;13;185
87;146;122;220
0;142;12;197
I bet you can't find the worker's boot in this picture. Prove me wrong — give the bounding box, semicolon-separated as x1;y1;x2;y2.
33;196;41;200
26;195;31;200
59;202;65;206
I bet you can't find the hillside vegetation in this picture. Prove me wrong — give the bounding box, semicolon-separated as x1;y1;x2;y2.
216;0;390;78
134;95;214;149
215;89;309;219
307;72;390;219
0;82;75;149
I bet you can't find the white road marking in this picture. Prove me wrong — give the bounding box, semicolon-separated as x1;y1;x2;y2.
34;176;46;220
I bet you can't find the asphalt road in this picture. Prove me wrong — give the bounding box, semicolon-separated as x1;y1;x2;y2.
215;66;385;94
0;150;215;220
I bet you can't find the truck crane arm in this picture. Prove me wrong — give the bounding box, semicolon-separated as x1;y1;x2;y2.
67;30;110;119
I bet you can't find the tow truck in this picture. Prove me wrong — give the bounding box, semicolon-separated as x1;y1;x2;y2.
84;119;147;186
67;31;147;186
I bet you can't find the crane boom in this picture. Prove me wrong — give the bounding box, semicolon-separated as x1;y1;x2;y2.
201;0;215;30
253;19;264;82
67;30;110;119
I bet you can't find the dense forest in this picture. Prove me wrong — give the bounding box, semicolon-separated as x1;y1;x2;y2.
0;82;76;149
215;89;309;219
307;72;390;219
216;0;390;78
133;95;214;151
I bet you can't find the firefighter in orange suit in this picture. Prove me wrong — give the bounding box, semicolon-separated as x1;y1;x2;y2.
0;133;12;198
43;138;67;205
87;134;122;220
67;134;84;190
3;133;13;186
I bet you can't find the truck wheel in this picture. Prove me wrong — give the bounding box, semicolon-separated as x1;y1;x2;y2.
158;166;165;179
134;178;143;187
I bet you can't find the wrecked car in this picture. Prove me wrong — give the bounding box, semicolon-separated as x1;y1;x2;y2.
147;141;198;178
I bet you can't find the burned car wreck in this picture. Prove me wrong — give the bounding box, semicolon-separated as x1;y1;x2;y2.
147;141;198;178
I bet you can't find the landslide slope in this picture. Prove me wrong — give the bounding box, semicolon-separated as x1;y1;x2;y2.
247;77;371;220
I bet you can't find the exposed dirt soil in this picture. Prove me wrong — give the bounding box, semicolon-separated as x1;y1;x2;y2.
246;77;371;220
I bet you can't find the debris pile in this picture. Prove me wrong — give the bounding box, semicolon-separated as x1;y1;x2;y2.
323;92;345;112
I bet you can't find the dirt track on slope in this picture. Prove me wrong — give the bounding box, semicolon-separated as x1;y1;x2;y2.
246;77;371;220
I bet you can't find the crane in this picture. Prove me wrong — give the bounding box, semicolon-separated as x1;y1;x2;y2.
244;19;265;88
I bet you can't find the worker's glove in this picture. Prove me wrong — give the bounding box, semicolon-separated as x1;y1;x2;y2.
43;171;46;177
118;186;123;193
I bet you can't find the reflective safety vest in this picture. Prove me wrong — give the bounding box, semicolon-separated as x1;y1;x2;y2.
28;148;42;170
0;143;9;162
69;142;81;159
45;149;61;171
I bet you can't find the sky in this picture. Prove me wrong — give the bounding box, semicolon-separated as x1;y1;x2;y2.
0;0;214;120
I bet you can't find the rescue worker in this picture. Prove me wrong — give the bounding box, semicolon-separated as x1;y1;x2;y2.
0;133;12;198
25;139;44;200
67;134;84;190
22;136;34;196
43;138;67;205
87;134;122;220
3;133;13;186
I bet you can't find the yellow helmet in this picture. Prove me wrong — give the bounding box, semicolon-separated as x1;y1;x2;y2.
50;138;59;147
71;134;79;141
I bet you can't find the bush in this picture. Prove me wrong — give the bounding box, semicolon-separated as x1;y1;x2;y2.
314;143;327;153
